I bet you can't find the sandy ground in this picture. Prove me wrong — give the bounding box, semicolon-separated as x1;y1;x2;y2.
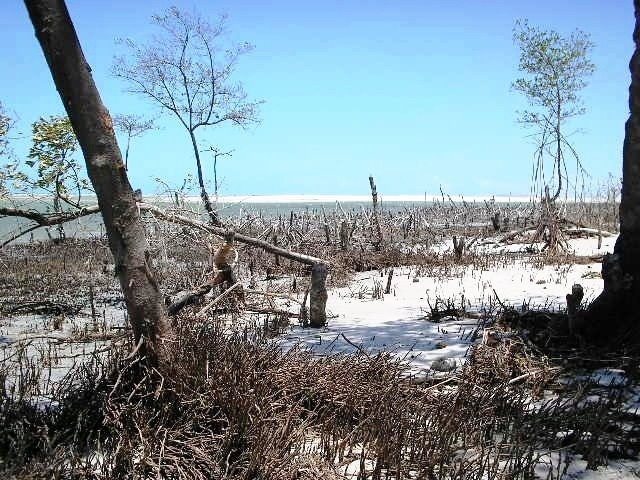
276;233;640;478
280;234;616;376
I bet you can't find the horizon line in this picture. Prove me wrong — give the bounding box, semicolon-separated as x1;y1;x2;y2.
3;193;609;204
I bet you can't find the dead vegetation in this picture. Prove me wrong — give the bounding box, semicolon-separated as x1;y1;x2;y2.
0;194;634;479
1;313;639;479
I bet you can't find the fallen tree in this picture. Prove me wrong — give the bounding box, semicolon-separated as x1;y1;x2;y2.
2;199;330;325
139;204;329;325
0;204;101;247
139;203;326;266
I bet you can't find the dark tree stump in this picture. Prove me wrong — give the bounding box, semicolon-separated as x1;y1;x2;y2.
309;263;328;328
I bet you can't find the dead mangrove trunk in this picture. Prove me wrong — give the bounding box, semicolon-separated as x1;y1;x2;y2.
369;175;383;251
309;263;328;328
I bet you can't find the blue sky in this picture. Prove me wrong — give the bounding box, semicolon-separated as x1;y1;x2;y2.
0;1;633;197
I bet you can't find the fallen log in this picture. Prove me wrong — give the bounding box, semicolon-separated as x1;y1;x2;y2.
140;203;327;266
0;205;101;225
0;205;102;248
167;284;212;316
563;227;615;238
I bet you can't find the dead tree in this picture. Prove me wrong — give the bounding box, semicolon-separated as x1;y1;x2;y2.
113;114;155;170
339;219;351;250
369;175;383;251
491;212;501;231
384;268;394;295
205;147;233;200
321;205;331;245
25;0;171;363
452;236;465;262
566;283;584;337
309;263;328;328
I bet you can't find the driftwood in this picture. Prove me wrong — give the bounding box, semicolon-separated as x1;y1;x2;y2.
564;227;615;238
245;307;300;317
244;288;303;305
197;282;242;317
167;283;212;316
499;227;538;244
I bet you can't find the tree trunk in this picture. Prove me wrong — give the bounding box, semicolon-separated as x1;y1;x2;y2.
24;0;171;363
189;130;221;226
368;175;383;251
309;263;328;328
124;130;131;170
584;1;640;343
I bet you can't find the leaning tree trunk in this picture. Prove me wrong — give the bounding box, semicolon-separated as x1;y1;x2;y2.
584;0;640;342
25;0;171;363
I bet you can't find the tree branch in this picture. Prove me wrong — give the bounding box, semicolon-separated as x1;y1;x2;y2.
140;203;327;266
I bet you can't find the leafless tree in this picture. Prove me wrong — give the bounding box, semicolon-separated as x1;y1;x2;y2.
113;113;155;170
113;7;261;225
24;0;172;365
204;145;233;199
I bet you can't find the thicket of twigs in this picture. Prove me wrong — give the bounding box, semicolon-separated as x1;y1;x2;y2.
1;312;639;479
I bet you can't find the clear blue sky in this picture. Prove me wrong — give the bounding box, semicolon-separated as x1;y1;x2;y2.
0;1;633;197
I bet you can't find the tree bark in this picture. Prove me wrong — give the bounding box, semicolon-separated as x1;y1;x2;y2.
189;130;221;226
24;0;171;363
369;175;383;251
584;1;640;342
309;263;328;328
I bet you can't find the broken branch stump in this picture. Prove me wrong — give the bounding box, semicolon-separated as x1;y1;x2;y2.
309;263;328;328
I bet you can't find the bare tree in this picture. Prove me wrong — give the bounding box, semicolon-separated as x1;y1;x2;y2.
0;102;11;157
113;7;261;225
24;0;171;364
204;146;233;199
113;114;155;170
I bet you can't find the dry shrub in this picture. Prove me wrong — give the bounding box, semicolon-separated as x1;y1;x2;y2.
1;315;639;479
